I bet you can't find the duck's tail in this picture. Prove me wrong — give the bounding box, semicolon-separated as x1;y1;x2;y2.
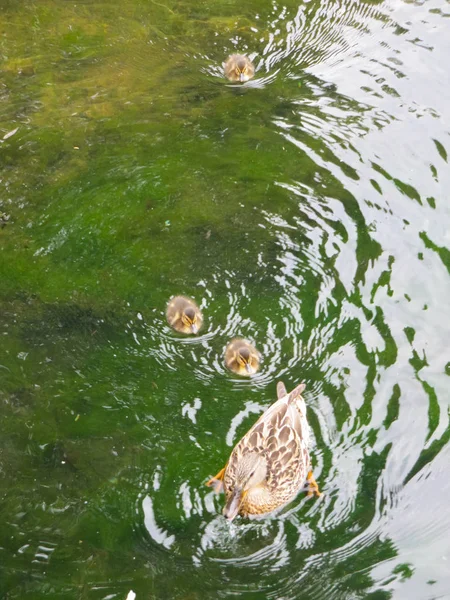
288;382;306;403
288;382;307;421
276;381;288;399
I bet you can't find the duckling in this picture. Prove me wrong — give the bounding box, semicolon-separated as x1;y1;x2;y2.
224;54;255;83
206;381;322;521
166;296;203;335
225;338;260;376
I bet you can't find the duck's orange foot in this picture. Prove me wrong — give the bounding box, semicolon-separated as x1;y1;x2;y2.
206;466;226;494
306;470;322;498
206;476;224;494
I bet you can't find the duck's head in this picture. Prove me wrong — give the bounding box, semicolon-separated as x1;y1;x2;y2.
181;306;199;334
223;452;267;521
236;346;256;374
225;55;255;83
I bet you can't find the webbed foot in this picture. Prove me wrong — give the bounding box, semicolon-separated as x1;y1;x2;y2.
306;470;322;498
206;466;226;494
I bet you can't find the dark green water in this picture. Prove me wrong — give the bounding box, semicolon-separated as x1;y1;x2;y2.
1;0;450;598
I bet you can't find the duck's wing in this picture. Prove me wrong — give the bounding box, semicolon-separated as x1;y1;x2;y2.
265;383;310;492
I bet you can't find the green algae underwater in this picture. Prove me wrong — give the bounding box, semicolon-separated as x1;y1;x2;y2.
1;0;450;598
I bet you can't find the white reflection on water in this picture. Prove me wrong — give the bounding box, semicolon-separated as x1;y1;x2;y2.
142;494;175;550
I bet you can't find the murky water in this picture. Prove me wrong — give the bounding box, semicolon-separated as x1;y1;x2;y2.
1;0;449;598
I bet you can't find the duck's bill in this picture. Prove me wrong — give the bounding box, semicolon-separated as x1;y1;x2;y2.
190;323;198;334
223;488;244;521
245;363;253;374
239;73;247;83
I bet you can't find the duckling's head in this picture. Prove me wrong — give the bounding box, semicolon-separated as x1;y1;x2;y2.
236;346;256;374
223;452;267;521
225;54;255;83
181;306;199;334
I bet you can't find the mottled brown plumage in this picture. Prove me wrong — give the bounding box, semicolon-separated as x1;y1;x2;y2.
166;296;203;334
206;381;321;520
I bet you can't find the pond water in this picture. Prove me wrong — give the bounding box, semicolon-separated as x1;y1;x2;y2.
1;0;449;598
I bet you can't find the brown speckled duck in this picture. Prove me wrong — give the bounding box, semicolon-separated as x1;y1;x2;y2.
206;381;321;520
166;296;203;334
224;338;260;376
224;54;255;83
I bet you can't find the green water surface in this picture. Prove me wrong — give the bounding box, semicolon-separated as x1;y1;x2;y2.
1;0;450;598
